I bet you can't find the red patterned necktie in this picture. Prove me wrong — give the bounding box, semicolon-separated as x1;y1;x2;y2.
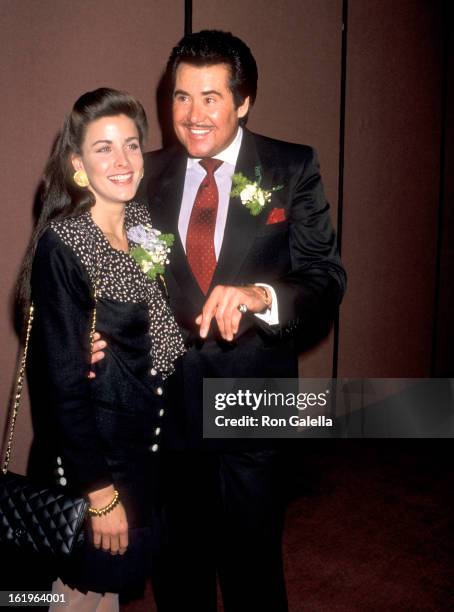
186;158;223;293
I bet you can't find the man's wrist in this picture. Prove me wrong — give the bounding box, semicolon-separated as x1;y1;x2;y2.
253;283;279;326
244;284;272;312
253;285;272;310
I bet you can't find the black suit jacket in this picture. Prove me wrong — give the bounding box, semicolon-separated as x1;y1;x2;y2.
138;129;346;448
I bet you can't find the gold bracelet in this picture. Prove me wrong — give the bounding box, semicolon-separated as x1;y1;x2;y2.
88;490;120;517
254;285;272;308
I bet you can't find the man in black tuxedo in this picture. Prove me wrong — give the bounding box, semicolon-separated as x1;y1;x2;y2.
94;29;345;612
142;30;345;612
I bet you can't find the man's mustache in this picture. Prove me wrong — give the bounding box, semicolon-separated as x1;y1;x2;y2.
181;123;214;129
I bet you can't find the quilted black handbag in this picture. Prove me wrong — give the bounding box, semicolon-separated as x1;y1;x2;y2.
0;304;89;556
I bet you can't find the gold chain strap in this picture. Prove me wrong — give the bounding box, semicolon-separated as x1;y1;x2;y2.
1;293;97;475
90;289;98;353
1;304;34;475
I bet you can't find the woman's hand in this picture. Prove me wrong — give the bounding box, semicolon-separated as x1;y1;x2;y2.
88;485;128;555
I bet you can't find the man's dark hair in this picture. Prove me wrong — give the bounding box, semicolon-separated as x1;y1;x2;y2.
167;30;258;125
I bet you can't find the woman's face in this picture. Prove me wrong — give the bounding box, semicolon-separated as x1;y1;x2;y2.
72;114;143;207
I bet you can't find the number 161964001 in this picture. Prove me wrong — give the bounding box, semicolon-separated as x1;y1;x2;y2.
0;592;66;606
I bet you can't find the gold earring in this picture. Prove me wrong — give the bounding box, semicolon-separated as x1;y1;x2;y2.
139;168;144;180
73;169;89;188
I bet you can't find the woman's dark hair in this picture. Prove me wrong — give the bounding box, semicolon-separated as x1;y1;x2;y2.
16;87;148;319
167;30;258;125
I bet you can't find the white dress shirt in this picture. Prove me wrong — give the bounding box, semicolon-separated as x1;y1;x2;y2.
178;127;279;325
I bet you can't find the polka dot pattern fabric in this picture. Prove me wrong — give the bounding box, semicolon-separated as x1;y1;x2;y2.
50;202;185;378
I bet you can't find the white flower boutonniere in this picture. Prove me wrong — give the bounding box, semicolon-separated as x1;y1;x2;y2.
230;166;283;216
127;223;175;280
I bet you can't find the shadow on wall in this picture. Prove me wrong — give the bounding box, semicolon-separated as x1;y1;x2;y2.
155;70;179;149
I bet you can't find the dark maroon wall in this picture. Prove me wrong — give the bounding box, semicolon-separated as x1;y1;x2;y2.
338;0;443;376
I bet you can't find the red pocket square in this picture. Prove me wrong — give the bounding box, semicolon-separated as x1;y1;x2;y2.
266;207;286;225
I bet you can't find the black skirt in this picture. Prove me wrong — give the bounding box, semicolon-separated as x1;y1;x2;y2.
55;437;164;596
57;513;162;596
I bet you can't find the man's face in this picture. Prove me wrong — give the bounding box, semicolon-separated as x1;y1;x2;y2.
172;62;250;158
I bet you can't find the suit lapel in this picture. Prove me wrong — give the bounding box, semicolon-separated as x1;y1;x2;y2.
147;149;204;301
211;129;273;287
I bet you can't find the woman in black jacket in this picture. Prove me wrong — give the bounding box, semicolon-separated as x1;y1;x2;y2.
18;88;184;610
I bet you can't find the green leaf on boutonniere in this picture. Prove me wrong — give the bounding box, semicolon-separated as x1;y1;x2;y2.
127;224;174;280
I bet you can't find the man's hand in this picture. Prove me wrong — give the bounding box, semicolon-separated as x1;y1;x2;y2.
195;285;270;341
89;332;107;379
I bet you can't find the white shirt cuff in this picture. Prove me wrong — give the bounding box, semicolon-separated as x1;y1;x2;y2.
254;283;279;326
